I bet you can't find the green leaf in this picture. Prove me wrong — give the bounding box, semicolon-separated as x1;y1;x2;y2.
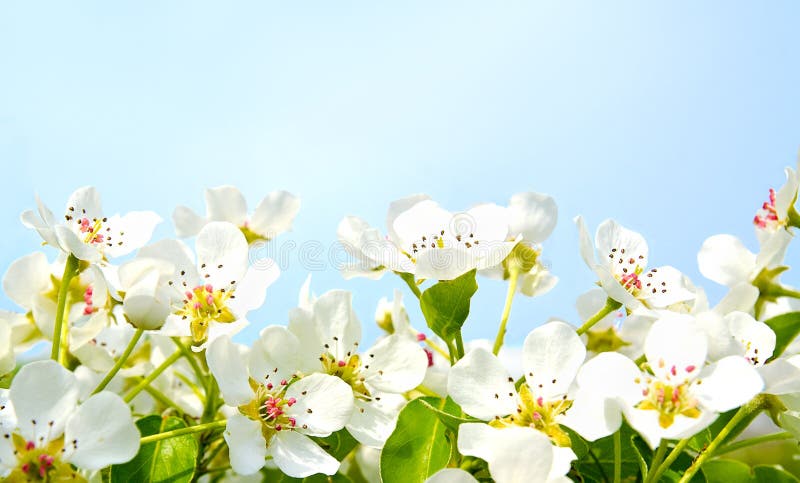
314;429;359;460
380;397;453;483
109;415;198;483
701;459;753;483
262;467;354;482
753;465;800;483
764;312;800;360
415;396;476;432
419;269;478;345
569;424;645;482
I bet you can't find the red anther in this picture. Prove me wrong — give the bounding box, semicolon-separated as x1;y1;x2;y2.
532;411;542;421
26;441;35;451
416;333;427;341
275;424;282;431
670;365;677;376
85;286;93;296
337;360;346;367
21;463;30;473
205;284;213;293
424;348;434;367
536;397;544;407
39;466;47;478
685;365;696;373
193;302;202;310
657;388;665;404
642;388;649;396
280;379;287;386
672;387;680;403
185;291;193;300
266;383;273;390
288;417;296;427
83;306;93;315
205;295;214;305
287;397;296;406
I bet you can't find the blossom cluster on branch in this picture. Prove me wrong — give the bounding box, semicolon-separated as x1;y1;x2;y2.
1;162;800;482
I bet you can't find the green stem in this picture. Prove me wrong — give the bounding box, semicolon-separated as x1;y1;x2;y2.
396;271;422;299
202;377;220;424
143;383;184;415
445;339;458;366
51;254;79;362
140;420;227;445
645;441;668;483
492;268;520;355
91;327;144;395
715;431;794;456
124;350;182;403
613;430;622;483
576;297;622;335
648;439;689;483
678;396;765;483
172;337;206;383
454;331;465;360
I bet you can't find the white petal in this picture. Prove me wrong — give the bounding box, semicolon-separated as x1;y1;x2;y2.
695;356;763;412
195;222;249;289
248;190;301;238
2;252;51;309
560;388;622;441
228;264;280;315
205;185;248;226
426;468;479;483
639;266;696;307
697;235;756;286
224;413;267;475
414;247;481;281
759;359;800;395
54;224;101;262
172;205;207;238
66;187;103;221
391;199;452;250
523;321;586;399
644;315;707;381
249;325;303;385
63;392;139;470
726;311;775;365
362;335;428;393
714;283;759;315
457;423;556;483
286;374;354;437
206;336;253;406
0;318;14;376
576;289;618;328
755;228;792;271
270;430;339;478
466;203;510;243
10;360;79;443
312;290;362;358
386;194;432;245
447;348;518;420
624;407;717;449
103;211;162;258
595;219;649;273
123;268;171;330
576;352;642;406
21;196;59;248
508;192;558;244
346;394;405;448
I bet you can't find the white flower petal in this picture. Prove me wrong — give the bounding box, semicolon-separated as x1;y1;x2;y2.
248;190;301;238
595;219;649;273
759;359;800;395
576;352;642;406
63;392;139;470
386;194;432;245
205;186;248;226
206;336;253;406
224;413;267;475
2;252;51;309
362;335;428;393
54;225;101;262
66;187;103;221
448;348;518;420
286;374;354;437
172;205;207;238
467;203;510;243
639;266;695;307
10;360;79;443
695;356;763;412
312;290;362;358
346;394;405;448
644;315;707;381
508;192;558;244
697;234;756;287
270;430;339;478
103;211;162;258
249;325;303;385
560;388;622;441
228;263;280;315
523;321;586;399
195;222;249;289
726;311;775;366
426;468;480;483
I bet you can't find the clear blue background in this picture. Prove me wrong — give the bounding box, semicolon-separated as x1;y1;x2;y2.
1;2;798;348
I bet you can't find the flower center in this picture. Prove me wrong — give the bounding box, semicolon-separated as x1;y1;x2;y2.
240;222;268;244
239;378;302;441
404;228;482;262
635;369;701;429
490;384;573;447
78;217;106;245
176;284;235;343
8;434;85;482
586;326;631;353
321;353;370;400
753;188;779;229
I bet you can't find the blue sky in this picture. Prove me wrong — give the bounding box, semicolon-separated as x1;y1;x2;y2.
1;2;799;348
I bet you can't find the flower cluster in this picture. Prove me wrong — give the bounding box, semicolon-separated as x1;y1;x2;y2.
1;161;799;482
